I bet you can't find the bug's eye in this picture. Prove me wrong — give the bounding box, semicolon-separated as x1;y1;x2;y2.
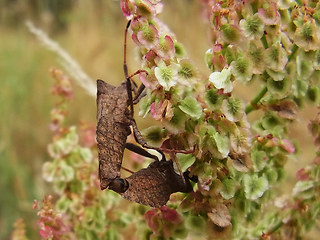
109;178;129;193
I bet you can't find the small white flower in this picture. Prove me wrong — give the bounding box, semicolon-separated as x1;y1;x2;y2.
154;63;178;91
209;68;233;93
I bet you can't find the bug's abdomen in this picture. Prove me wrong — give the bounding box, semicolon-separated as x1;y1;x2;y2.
96;116;131;190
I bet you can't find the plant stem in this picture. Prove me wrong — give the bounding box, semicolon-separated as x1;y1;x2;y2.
261;35;268;49
245;86;268;114
288;44;298;62
267;221;284;235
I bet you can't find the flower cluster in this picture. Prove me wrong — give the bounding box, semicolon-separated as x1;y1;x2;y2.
203;0;320;105
118;0;320;239
119;0;252;237
256;111;320;239
10;219;29;240
28;1;320;239
145;206;186;239
49;68;73;132
36;196;70;239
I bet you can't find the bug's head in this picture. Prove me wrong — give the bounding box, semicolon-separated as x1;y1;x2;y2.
108;178;129;193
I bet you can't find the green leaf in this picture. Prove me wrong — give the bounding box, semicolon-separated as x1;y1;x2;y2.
139;94;152;117
79;147;93;163
53;181;67;194
69;179;84;193
185;215;206;233
221;24;240;43
185;119;198;133
167;107;186;131
178;60;196;80
296;55;313;80
209;68;233;93
205;88;222;109
207;126;230;158
194;162;215;181
68;147;93;166
222;98;244;122
245;201;261;223
178;96;203;119
306;86;320;103
243;174;269;200
294;79;308;98
267;77;291;98
173;225;188;239
47;126;79;158
60;161;75;182
154;62;178;91
264;168;278;184
42;161;56;182
177;153;196;172
174;42;185;57
42;159;74;182
293;181;314;196
252;150;267;172
230;56;253;83
266;69;285;81
261;112;281;130
221;178;237;199
311;202;320;219
142;126;164;145
56;196;72;212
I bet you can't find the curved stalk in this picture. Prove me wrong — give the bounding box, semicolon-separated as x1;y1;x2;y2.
245;86;268;114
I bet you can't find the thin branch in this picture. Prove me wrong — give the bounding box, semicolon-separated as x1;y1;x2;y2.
288;44;298;62
245;86;268;114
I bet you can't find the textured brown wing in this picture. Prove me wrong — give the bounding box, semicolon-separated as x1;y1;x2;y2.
121;161;192;208
96;80;131;190
97;117;130;189
121;167;171;207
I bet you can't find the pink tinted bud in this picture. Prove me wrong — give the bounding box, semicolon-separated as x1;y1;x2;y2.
296;168;309;181
280;139;295;154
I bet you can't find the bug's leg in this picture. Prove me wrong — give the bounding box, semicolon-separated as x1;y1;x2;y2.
127;71;147;104
126;142;165;161
124;27;135;118
130;78;139;94
133;84;146;104
128;70;148;82
121;166;134;174
123;20;149;112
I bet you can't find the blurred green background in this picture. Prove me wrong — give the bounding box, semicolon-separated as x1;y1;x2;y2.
0;0;317;239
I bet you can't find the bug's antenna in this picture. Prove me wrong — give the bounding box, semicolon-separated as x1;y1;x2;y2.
124;20;134;117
